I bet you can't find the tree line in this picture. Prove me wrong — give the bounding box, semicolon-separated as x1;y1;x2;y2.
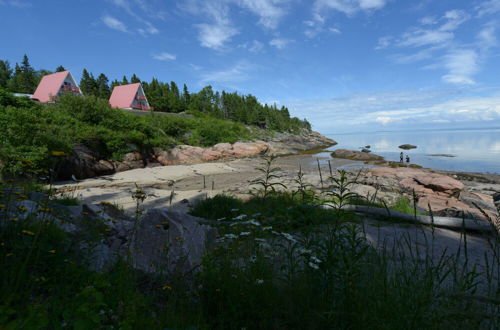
0;55;311;132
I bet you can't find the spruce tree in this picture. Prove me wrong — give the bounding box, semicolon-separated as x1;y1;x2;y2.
13;55;37;93
80;69;97;96
55;65;66;72
96;73;110;99
121;76;129;85
0;60;12;89
130;74;141;83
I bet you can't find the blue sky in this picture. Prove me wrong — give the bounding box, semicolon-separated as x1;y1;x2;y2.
1;0;500;133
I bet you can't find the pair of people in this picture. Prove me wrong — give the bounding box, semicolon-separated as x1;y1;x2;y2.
399;152;410;163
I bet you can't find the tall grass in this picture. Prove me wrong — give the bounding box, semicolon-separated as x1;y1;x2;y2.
0;159;499;328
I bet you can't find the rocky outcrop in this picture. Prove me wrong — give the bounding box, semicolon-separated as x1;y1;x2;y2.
130;208;217;274
57;130;335;180
399;144;417;150
331;149;384;161
362;167;498;220
265;130;337;155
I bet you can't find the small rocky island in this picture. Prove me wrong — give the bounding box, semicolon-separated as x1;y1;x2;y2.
399;144;417;150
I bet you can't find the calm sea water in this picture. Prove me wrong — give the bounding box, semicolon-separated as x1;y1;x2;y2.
323;128;500;174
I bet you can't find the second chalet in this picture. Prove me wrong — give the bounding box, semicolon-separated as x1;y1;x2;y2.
109;83;151;111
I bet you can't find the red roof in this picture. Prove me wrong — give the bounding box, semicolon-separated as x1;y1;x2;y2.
32;71;70;102
109;83;142;108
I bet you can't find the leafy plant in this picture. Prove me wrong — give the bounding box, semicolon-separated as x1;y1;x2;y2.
250;155;287;198
324;169;359;210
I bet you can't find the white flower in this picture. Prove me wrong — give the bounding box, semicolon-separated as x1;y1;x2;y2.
262;226;273;231
254;238;267;243
281;233;297;243
216;217;226;221
223;234;238;239
230;208;239;212
239;232;251;236
297;248;312;255
233;214;247;220
252;213;262;217
308;262;320;270
255;279;264;285
310;256;322;264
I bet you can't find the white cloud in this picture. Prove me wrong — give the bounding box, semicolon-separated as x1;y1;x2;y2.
329;27;341;34
375;36;392;49
236;0;288;29
248;40;265;52
269;38;292;49
108;0;160;36
196;23;239;50
0;0;31;7
442;49;479;85
477;23;497;52
313;0;388;16
476;0;500;17
284;90;500;132
199;61;254;87
101;15;128;32
153;52;176;61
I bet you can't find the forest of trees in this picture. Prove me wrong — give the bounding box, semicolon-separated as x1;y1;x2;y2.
0;55;311;132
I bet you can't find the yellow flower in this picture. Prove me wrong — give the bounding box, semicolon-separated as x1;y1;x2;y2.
161;285;172;290
50;151;67;157
10;217;19;222
48;249;56;254
22;229;35;236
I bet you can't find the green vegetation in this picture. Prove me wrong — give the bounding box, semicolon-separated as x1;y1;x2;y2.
1;55;311;132
0;90;250;175
1;165;499;329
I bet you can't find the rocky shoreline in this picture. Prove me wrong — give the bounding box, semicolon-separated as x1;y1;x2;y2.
57;130;337;180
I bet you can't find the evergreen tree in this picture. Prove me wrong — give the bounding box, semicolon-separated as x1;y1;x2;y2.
11;55;37;93
0;60;12;89
7;64;22;93
96;73;110;99
121;76;129;85
130;74;141;83
110;79;120;90
80;69;98;96
55;65;66;72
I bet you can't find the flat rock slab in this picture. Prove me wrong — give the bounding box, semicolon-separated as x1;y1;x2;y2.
331;149;384;161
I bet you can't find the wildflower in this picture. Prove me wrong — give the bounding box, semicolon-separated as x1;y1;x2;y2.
310;256;322;264
50;151;67;157
233;214;247;220
255;279;264;285
239;232;251;236
216;217;226;221
48;249;56;254
22;229;35;236
10;217;19;222
281;233;297;243
223;234;238;240
162;284;172;290
297;248;312;255
230;208;239;212
308;262;320;270
262;226;273;231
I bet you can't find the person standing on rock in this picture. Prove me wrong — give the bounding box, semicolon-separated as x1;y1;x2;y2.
400;152;404;163
406;154;410;163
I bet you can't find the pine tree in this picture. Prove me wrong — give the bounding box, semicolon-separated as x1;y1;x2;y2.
55;65;66;72
110;79;120;90
80;69;97;96
130;74;141;83
0;60;12;89
12;55;37;93
96;73;110;99
182;83;190;102
121;76;129;85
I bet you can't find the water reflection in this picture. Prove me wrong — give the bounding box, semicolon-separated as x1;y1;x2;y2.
326;128;500;174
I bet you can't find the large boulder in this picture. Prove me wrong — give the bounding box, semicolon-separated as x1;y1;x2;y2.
130;208;217;274
331;149;384;161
